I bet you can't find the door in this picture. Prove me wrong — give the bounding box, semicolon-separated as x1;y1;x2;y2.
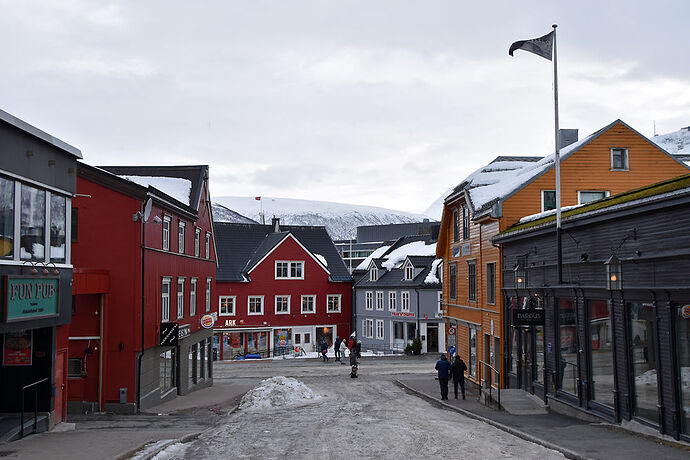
55;350;67;422
427;325;438;353
484;334;492;388
521;329;534;393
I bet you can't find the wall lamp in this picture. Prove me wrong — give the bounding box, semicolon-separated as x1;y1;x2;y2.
605;254;622;290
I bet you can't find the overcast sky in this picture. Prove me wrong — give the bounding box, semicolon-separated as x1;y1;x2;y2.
1;1;688;214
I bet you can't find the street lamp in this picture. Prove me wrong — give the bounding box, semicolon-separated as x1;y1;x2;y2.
605;254;621;290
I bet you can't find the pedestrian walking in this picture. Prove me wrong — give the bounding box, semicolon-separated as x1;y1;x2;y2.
349;346;358;378
339;338;347;365
435;353;451;400
355;340;362;359
334;336;342;362
451;355;467;399
320;339;329;362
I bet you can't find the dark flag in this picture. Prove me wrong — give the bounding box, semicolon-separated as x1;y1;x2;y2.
509;31;554;60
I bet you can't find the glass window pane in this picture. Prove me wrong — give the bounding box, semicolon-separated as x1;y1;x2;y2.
469;328;477;377
580;191;606;204
20;184;45;261
630;301;659;423
589;300;614;407
50;194;66;263
677;304;690;435
0;177;14;258
543;190;556;211
558;298;578;395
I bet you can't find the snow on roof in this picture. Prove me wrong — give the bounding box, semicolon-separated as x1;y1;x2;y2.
355;245;391;271
315;253;328;267
381;241;437;271
424;258;443;284
652;127;690;155
120;175;192;206
517;204;584;224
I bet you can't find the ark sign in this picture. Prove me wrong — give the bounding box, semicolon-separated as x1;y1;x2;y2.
5;276;59;322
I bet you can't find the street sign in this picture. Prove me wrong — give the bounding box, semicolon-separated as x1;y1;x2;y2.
448;346;456;356
160;322;179;346
512;309;545;326
448;326;456;336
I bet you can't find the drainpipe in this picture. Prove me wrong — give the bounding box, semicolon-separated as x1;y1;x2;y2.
136;203;146;414
416;289;420;338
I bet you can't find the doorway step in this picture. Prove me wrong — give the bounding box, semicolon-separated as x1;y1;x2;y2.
495;389;547;415
0;413;50;442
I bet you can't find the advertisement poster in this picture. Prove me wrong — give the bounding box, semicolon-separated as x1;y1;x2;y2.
3;330;33;366
277;330;288;346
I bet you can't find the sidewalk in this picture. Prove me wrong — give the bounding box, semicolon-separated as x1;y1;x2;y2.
397;376;690;460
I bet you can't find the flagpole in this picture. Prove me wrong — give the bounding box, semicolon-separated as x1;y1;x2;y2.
552;24;562;285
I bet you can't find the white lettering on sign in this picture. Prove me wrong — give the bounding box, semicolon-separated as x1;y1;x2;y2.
178;324;191;339
391;312;415;318
224;319;236;327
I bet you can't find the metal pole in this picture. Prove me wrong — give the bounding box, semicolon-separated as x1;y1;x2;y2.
20;388;24;438
552;24;562;285
33;386;38;434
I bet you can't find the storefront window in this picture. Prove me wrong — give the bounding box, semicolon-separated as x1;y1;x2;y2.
509;297;518;374
535;325;544;385
677;304;690;435
20;184;45;261
0;177;14;259
50;194;66;263
189;344;197;386
198;339;204;380
589;300;614;408
558;298;578;395
160;349;176;393
469;328;477;378
629;301;659;424
393;322;404;340
406;323;416;344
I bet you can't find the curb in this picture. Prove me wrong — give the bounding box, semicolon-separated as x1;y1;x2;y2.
394;379;590;460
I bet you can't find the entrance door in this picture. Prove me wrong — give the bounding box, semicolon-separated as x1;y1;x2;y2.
521;329;534;393
484;334;492;388
427;325;438;353
55;350;67;422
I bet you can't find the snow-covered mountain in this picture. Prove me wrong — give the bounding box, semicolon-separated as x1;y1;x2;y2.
211;203;258;224
212;196;433;240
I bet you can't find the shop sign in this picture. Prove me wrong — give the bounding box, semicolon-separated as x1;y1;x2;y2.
681;305;690;319
201;314;215;328
2;331;32;366
512;309;545;326
391;312;415;318
160;322;179;346
178;324;191;340
224;319;237;327
5;276;59;322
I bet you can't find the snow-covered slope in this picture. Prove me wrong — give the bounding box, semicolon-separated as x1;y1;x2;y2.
652;127;690;157
212;196;432;240
211;203;258;224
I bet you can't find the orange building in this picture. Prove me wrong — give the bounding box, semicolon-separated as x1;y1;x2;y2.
436;119;689;392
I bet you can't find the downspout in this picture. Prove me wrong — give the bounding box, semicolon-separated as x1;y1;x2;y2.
136;203;145;414
98;294;104;412
416;288;420;338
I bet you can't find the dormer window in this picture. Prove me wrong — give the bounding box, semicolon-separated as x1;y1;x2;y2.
404;262;414;281
370;266;378;281
611;148;629;170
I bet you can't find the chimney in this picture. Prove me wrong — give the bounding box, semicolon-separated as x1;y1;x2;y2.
272;217;280;232
559;129;578;150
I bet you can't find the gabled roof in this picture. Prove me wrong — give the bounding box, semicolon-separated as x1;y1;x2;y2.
355;254;440;288
214;222;352;283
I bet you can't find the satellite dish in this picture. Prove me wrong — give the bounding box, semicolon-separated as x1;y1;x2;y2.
143;198;153;222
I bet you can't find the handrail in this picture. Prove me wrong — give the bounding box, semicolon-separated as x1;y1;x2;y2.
479;360;501;408
20;377;49;439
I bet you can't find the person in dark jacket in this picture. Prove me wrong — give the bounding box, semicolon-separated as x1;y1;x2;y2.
320;339;329;362
450;355;468;399
435;354;451;400
334;337;342;362
349;347;358;378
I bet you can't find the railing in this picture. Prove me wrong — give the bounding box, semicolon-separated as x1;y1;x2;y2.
20;377;49;439
361;343;406;356
478;361;501;408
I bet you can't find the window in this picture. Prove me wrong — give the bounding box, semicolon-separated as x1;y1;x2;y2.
462;205;470;240
49;194;67;263
327;295;341;313
370;266;378;281
611;148;629;170
452;208;459;242
190;278;197;316
401;291;410;312
542;190;556;212
160;349;176;393
394;322;404;340
194;228;201;257
558;298;578;395
589;300;614;408
486;263;495;304
437;291;443;314
205;278;212;312
468;261;476;301
177;278;185;319
0;177;14;259
178;221;186;253
205;232;211;259
275;295;290;314
629;301;659;423
301;295;316;314
404;262;414;281
71;207;78;243
389;291;397;311
376;320;384;340
20;184;45;261
275;261;304;279
248;296;264;315
68;357;85;378
366;319;374;338
162;216;171;250
448;263;457;300
376;291;384;311
365;291;373;310
161;278;171;322
469;328;477;377
578;190;609;205
219;296;235;316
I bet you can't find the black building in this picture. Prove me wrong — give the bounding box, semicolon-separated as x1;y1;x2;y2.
495;173;690;441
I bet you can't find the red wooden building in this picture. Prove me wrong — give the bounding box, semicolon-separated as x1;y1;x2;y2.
69;164;217;413
213;219;352;358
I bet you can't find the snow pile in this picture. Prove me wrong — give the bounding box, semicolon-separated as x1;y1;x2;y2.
424;258;443;284
355;245;391;271
634;369;657;385
652;127;690;155
121;175;192;206
239;376;319;409
381;241;436;271
315;253;328;267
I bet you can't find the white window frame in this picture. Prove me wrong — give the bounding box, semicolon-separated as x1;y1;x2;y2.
365;291;373;310
404;262;414;281
370;266;378;281
161;277;171;322
577;190;610;205
219;295;235;316
194;227;201;257
162;216;171;251
301;295;316;314
541;190;556;212
327;294;341;313
376;319;384;340
375;291;384;311
389;291;397;311
275;260;305;279
178;220;186;254
401;291;410;312
610;147;629;170
248;295;264;315
205;278;212;312
176;278;185;319
275;295;291;314
437;291;443;315
205;232;211;259
366;319;374;339
190;278;197;316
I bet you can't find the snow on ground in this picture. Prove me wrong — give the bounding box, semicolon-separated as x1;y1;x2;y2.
239;376;319;410
121;175;192;206
381;241;436;271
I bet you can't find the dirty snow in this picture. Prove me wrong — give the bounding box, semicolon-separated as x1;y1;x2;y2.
121;175;192;206
239;376;319;410
424;258;443;284
381;241;436;271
